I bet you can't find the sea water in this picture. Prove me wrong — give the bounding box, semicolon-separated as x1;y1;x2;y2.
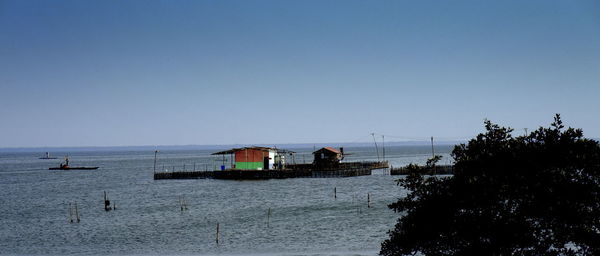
0;145;453;255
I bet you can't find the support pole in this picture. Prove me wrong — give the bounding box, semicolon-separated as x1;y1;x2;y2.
153;150;158;174
75;202;80;223
216;223;220;244
104;191;111;211
180;195;187;211
431;136;436;176
431;136;434;159
372;133;380;161
382;135;385;162
267;208;271;228
68;202;73;223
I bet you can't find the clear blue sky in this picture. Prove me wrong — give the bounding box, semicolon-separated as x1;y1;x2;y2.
1;0;599;147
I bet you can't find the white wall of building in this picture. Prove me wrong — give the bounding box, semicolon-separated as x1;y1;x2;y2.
268;151;275;169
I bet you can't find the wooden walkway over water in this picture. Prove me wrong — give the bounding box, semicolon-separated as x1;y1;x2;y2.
154;161;388;180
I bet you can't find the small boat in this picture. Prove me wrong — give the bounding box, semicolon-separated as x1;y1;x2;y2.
49;166;99;170
49;157;99;170
39;152;58;159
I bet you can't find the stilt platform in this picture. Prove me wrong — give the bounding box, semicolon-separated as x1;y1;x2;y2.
154;161;389;180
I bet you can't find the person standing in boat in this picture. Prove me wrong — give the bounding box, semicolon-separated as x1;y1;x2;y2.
61;156;69;168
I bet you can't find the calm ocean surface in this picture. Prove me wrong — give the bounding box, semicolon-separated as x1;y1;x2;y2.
0;145;453;256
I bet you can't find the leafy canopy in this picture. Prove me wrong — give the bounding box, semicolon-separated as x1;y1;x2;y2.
381;114;600;256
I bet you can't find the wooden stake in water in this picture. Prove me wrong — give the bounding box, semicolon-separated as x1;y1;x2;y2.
179;195;188;211
367;193;371;208
334;187;337;199
68;202;73;223
104;191;112;211
267;208;271;228
216;223;220;244
75;202;80;223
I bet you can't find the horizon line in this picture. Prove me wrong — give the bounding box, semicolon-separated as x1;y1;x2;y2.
0;139;469;151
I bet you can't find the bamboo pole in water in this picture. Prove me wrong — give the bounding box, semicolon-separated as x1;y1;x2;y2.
216;223;220;244
68;202;73;223
104;191;111;211
267;208;271;228
75;202;80;223
180;196;183;211
180;195;188;211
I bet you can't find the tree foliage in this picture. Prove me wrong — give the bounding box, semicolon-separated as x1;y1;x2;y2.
426;155;442;168
381;114;600;256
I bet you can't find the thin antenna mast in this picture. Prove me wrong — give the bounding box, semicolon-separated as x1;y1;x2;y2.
431;136;434;158
372;133;380;161
382;135;385;161
153;150;159;174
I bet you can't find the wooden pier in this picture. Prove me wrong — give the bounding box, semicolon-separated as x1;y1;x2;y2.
154;161;388;180
153;171;215;179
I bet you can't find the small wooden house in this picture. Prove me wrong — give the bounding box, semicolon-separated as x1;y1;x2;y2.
313;147;344;166
212;147;291;170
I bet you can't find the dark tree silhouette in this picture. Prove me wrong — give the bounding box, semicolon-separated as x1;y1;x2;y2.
381;114;600;256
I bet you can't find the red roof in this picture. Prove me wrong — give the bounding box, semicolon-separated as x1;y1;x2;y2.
212;146;295;155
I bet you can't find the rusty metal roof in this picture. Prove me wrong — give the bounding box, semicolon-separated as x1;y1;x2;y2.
313;147;341;154
212;146;295;155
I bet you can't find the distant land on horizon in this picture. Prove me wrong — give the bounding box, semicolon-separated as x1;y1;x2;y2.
4;137;599;153
0;140;466;153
